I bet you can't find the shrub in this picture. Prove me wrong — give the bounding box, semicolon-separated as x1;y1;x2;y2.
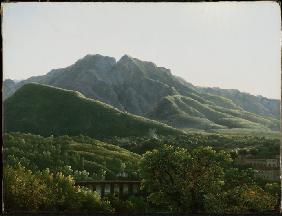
3;164;114;212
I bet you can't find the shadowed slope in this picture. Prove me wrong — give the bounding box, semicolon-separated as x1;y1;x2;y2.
4;83;183;138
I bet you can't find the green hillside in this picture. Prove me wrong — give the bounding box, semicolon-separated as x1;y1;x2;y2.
104;132;280;157
198;87;280;119
148;95;279;131
4;132;141;180
199;93;243;110
4;83;183;138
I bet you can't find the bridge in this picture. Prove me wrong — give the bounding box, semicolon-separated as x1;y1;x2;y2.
75;180;141;197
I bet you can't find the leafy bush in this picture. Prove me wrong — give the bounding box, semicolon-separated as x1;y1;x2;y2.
103;194;134;213
4;132;141;181
204;185;277;213
4;164;113;212
4;164;52;211
139;145;277;213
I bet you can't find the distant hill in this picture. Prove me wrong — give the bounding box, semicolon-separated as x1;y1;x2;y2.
4;83;183;138
197;87;280;120
3;79;17;100
3;54;279;131
147;95;279;131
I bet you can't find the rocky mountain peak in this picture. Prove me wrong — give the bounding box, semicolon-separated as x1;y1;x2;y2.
74;54;117;73
119;54;133;60
117;54;137;66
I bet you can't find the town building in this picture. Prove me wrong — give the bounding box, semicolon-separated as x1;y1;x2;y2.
234;155;280;182
75;180;141;197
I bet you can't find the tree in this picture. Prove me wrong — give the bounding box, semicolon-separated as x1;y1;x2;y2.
140;145;276;213
139;145;231;212
224;167;256;189
205;185;276;213
3;164;113;212
4;164;52;211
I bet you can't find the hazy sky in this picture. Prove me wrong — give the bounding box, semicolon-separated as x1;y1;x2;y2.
2;2;281;99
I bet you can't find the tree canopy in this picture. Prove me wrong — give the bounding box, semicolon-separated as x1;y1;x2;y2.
139;145;277;213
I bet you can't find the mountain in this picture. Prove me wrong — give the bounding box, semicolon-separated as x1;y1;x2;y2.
3;54;188;116
3;83;183;138
3;54;280;131
3;79;17;100
148;95;279;131
197;87;280;120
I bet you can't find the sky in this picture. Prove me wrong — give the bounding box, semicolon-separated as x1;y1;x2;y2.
2;2;281;99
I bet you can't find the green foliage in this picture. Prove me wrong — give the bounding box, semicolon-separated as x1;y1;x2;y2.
105;133;280;157
204;185;276;213
212;128;281;139
103;194;148;213
4;83;182;139
103;194;135;213
3;132;279;213
264;182;281;210
127;196;148;212
139;145;231;212
4;164;52;211
265;182;281;197
4;132;141;181
224;168;256;188
4;164;113;212
139;145;277;213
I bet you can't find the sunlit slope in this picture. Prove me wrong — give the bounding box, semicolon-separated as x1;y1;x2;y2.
198;87;280;119
4;132;141;179
148;95;279;131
